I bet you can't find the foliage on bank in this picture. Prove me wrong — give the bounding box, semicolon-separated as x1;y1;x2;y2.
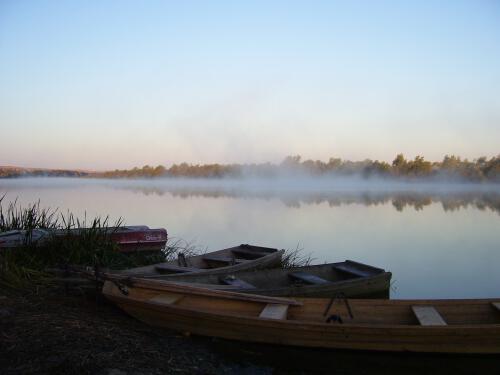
2;154;500;181
0;198;167;290
98;154;500;181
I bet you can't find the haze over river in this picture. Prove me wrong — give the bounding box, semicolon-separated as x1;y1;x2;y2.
1;177;499;299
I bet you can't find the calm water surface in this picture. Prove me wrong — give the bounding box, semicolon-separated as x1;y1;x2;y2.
1;177;499;299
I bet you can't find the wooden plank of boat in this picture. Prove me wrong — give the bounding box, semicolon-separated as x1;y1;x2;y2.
493;302;500;312
149;293;182;305
231;248;275;259
101;279;500;354
412;306;447;326
332;262;374;278
259;304;289;320
153;260;392;298
118;244;284;278
288;272;330;285
220;276;256;290
202;255;245;265
102;275;302;306
154;264;200;273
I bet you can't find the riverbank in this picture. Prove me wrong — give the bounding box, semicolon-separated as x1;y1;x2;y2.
0;288;270;375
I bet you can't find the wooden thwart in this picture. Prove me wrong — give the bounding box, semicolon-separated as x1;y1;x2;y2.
203;255;244;265
259;303;289;320
332;264;372;278
149;293;182;305
412;305;447;326
288;272;330;285
231;249;271;260
220;276;256;289
155;264;200;273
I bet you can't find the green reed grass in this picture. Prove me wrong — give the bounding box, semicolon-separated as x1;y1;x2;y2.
0;198;171;290
281;244;313;268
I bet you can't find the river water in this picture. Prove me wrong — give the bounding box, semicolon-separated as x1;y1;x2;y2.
1;177;499;299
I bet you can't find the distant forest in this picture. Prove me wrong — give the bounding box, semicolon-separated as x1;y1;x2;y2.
1;154;500;182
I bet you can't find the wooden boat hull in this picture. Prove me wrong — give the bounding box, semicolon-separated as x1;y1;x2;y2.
168;261;392;298
102;279;500;354
120;244;284;277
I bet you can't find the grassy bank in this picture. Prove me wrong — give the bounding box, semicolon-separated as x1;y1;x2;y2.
0;198;174;291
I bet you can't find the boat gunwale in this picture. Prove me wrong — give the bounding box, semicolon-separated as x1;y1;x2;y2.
124;248;285;278
236;270;393;294
105;290;500;331
100;276;303;305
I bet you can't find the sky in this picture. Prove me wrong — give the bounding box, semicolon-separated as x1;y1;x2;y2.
0;0;499;170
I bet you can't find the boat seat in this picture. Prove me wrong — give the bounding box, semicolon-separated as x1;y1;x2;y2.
332;263;372;278
149;293;182;305
492;302;500;312
203;255;245;265
259;303;289;320
155;264;200;274
412;306;447;326
231;248;270;260
239;244;277;253
288;272;330;285
220;276;256;289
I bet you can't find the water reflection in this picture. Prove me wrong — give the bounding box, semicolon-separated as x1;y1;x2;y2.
1;177;499;298
115;184;500;214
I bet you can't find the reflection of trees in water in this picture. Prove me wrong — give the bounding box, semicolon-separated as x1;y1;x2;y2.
120;186;500;214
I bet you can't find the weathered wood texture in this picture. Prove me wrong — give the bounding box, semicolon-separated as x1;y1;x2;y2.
152;261;392;299
117;244;284;278
102;280;500;354
412;306;447;326
259;304;289;320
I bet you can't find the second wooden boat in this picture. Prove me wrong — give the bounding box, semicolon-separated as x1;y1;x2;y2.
118;244;284;277
101;277;500;354
161;260;392;298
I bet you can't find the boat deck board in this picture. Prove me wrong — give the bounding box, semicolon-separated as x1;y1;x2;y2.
220;277;256;289
203;255;244;265
332;264;372;278
259;303;289;320
155;264;200;273
231;249;272;259
412;305;447;326
288;272;330;285
149;293;182;305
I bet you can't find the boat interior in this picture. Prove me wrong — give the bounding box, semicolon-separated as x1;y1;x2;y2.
122;244;280;276
168;260;387;289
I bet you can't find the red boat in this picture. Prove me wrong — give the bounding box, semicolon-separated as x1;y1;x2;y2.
107;227;168;252
0;226;168;253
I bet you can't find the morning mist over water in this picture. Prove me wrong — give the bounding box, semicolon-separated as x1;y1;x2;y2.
2;177;499;299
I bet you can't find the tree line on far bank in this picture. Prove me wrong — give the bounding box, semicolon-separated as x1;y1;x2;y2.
96;154;500;182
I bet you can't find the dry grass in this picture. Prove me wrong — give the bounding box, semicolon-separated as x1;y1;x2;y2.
281;244;313;268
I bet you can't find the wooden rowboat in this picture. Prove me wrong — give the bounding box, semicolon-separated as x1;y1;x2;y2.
102;277;500;354
161;260;392;298
119;244;284;277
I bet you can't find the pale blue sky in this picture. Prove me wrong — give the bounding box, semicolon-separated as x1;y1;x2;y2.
1;0;499;169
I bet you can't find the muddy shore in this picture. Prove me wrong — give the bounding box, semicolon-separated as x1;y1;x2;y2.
1;288;499;375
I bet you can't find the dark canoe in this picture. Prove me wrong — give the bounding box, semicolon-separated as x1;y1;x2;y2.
102;277;500;354
0;229;49;248
160;260;392;298
118;244;284;278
